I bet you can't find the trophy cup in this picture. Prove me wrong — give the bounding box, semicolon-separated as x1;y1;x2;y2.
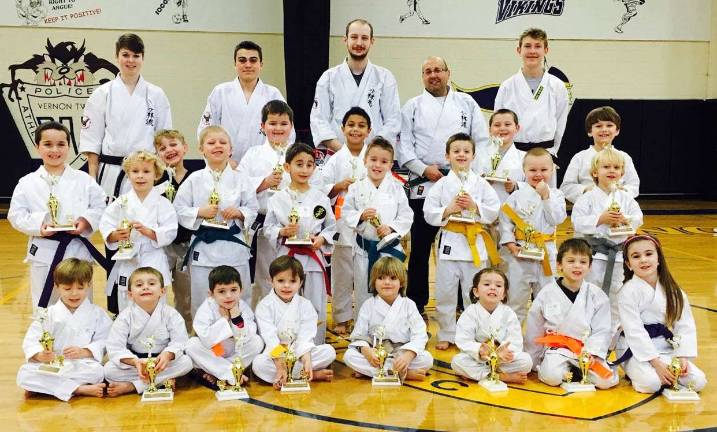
270;145;286;192
560;331;596;392
447;170;477;224
112;197;136;261
202;170;229;229
280;328;310;392
45;175;76;232
516;204;545;261
369;214;401;251
216;330;250;400
140;336;174;402
372;326;401;387
663;357;700;401
164;167;177;202
607;182;635;237
483;136;509;183
35;308;70;375
478;329;508;392
285;191;312;246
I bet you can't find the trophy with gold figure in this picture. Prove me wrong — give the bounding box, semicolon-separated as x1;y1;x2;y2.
112;196;137;261
285;190;312;246
44;174;76;232
372;325;401;386
279;328;310;392
478;328;508;392
483;136;509;183
140;336;174;402
270;145;286;192
663;357;700;401
216;330;250;400
561;331;596;392
606;182;635;236
516;204;544;261
35;308;70;375
164;167;177;202
202;170;229;229
358;184;399;251
447;169;477;224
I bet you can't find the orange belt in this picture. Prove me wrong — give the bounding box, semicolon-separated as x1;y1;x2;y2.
535;334;613;379
501;203;555;276
444;221;500;267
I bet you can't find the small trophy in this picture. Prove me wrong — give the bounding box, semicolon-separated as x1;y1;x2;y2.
349;156;364;182
112;196;136;261
447;170;477;224
561;331;596;392
280;328;310;392
369;214;401;251
516;204;545;261
285;191;312;246
35;308;69;375
483;136;509;183
607;182;635;237
45;174;76;232
478;329;508;392
216;330;250;400
663;357;700;401
164;167;177;202
372;326;401;387
140;336;174;402
202;170;229;230
270;145;286;192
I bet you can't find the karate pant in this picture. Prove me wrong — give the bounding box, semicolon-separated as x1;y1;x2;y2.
103;354;193;394
352;252;379;322
586;258;624;333
185;334;264;385
189;263;251;318
537;349;619;389
330;244;355;324
30;263;94;311
407;198;440;313
624;354;707;394
452;351;532;382
304;271;328;344
435;260;486;343
17;359;104;402
252;235;276;308
502;247;556;323
251;344;336;384
344;347;434;377
165;242;192;331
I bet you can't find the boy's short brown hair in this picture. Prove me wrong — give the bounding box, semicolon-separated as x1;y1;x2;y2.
445;132;475;154
369;257;407;296
129;267;165;289
269;255;305;282
153;129;186;150
557;238;593;264
518;28;548;48
585;106;621;134
489;108;519;126
469;267;509;304
365;136;394;160
53;258;93;286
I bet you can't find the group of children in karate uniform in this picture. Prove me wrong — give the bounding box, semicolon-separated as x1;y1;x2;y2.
11;95;706;400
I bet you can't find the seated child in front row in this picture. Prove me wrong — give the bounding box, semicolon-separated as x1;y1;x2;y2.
185;265;264;388
17;258;112;401
104;267;192;397
616;234;706;394
252;256;336;389
344;257;432;381
451;268;532;384
525;239;618;389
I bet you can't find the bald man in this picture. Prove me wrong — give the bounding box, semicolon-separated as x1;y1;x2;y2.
398;56;489;314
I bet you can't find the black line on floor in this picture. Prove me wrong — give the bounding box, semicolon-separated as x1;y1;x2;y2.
692;304;717;314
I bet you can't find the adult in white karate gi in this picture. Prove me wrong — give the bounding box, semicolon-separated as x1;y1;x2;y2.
310;19;401;151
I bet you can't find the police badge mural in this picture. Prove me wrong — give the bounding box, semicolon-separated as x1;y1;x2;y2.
0;39;118;168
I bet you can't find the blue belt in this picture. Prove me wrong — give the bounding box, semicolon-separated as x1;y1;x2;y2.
183;224;249;268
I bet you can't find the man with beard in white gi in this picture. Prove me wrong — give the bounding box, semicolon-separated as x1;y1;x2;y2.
310;19;401;151
398;56;489;315
198;40;294;165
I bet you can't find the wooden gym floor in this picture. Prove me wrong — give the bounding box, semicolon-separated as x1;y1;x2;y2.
0;209;715;431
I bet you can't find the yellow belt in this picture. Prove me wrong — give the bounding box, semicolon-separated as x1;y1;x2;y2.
444;221;501;268
501;203;555;276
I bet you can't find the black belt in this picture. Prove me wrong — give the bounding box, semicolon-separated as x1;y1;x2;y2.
182;224;249;269
130;349;152;359
609;323;674;366
404;168;450;190
513;140;554;152
99;154;126;199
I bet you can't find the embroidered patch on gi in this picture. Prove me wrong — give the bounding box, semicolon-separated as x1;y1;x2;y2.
29;244;38;256
417;185;425;196
119;276;127;287
313;205;327;219
201;111;211;126
443;245;451;255
193;251;200;261
81;115;91;129
145;107;155;126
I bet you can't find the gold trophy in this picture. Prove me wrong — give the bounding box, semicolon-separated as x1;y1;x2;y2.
270;145;286;192
202;170;229;229
515;204;545;261
663;357;700;401
216;330;250;400
607;182;635;236
447;169;477;223
35;308;68;375
483;136;509;183
368;213;400;252
285;191;312;246
140;336;174;402
112;197;136;261
45;174;76;231
372;326;401;386
560;331;596;392
164;167;176;202
478;328;508;392
280;329;310;392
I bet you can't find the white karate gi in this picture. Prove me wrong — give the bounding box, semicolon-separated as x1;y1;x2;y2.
174;164;258;315
617;276;706;393
80;75;172;198
185;298;264;384
8;165;105;308
17;299;112;401
399;88;489;199
198;79;294;163
342;176;413;320
451;302;532;381
319;145;368;324
104;302;193;393
311;60;401;146
344;295;433;377
423;170;500;342
472;143;526;204
572;186;643;326
264;187;336;344
560;146;640;204
494;70;569;156
525;280;619;389
499;185;566;322
252;290;336;383
100;188;177;312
